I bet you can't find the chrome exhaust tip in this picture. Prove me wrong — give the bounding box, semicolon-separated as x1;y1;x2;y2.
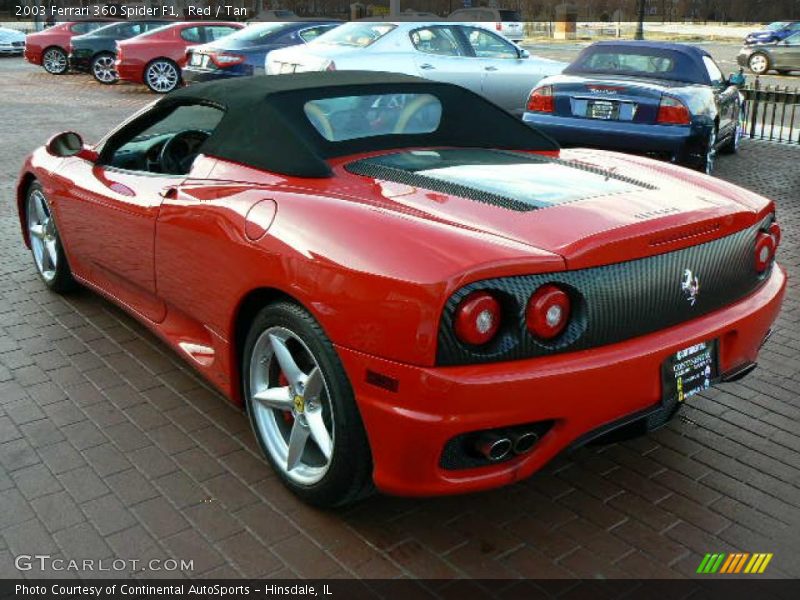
475;433;512;462
510;431;539;454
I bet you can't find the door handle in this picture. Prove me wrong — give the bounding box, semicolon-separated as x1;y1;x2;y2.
159;186;178;200
484;66;499;71
419;63;435;70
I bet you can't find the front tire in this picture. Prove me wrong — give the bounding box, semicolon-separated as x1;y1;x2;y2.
91;52;118;84
748;52;769;75
42;46;68;75
243;301;373;507
143;59;180;93
26;182;77;293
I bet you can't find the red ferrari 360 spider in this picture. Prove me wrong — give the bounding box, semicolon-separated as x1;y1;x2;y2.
17;72;785;506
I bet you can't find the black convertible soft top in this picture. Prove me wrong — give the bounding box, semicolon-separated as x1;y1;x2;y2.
156;71;559;178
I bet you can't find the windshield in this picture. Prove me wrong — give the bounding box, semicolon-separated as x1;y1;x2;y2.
766;21;788;31
313;22;395;48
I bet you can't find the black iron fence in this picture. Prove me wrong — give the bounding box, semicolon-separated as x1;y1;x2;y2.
742;78;800;144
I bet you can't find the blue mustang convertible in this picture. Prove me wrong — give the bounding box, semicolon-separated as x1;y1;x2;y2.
523;41;744;174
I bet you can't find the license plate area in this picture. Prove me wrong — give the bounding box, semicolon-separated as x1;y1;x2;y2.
189;53;209;68
661;340;719;404
589;100;617;120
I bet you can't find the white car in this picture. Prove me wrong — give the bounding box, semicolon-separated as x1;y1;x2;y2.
266;22;564;116
0;27;25;55
448;7;525;42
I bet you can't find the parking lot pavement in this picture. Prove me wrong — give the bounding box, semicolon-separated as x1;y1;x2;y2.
1;57;799;581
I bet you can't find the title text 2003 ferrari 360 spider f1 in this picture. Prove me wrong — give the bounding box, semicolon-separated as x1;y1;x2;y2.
17;72;785;506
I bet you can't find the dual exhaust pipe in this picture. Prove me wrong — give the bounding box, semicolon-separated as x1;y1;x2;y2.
475;429;539;462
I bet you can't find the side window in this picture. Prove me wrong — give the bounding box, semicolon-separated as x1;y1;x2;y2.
105;104;224;175
786;33;800;46
702;56;724;86
71;22;93;34
410;27;466;57
203;26;240;42
464;27;518;59
180;27;202;43
299;25;336;43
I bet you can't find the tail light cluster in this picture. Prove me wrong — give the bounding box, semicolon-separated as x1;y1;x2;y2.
209;52;245;68
526;85;554;113
453;285;572;346
656;96;691;125
755;219;781;273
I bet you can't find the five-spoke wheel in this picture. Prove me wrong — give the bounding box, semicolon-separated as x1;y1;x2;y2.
26;182;75;292
244;302;372;506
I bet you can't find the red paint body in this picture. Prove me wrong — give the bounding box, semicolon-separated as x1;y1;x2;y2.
114;22;243;85
24;22;91;66
17;138;786;495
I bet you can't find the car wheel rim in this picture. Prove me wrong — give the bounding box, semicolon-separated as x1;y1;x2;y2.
43;49;66;74
249;326;334;486
93;56;116;82
705;130;717;175
27;190;58;282
146;61;178;92
750;55;767;73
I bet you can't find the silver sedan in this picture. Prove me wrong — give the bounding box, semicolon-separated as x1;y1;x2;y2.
266;22;565;116
0;27;25;56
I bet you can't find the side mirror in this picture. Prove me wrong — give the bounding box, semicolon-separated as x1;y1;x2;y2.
518;48;530;59
45;131;98;161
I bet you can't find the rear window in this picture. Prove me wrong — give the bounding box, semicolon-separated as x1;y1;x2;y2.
577;50;676;75
499;10;522;21
304;93;442;142
314;22;395;48
222;23;286;43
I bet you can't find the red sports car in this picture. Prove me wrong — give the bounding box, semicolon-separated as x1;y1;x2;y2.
25;21;107;75
115;21;243;93
16;73;785;507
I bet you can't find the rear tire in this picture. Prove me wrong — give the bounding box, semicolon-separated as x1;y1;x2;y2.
42;46;68;75
692;128;717;175
748;52;769;75
25;182;77;293
143;58;180;93
719;110;743;155
91;52;118;84
243;301;373;507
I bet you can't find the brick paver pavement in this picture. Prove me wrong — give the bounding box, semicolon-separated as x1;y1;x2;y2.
1;58;799;581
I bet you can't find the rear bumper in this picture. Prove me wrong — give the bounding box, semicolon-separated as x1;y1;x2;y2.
68;53;91;71
523;112;704;158
340;265;786;496
115;60;143;83
24;47;41;64
182;67;244;84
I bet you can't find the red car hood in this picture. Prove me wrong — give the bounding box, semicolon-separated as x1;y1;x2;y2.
329;148;772;270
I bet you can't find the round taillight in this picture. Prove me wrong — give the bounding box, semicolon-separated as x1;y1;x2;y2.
527;285;571;340
755;232;775;273
454;292;501;346
768;221;781;248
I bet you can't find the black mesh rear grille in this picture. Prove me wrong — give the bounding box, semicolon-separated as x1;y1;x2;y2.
437;216;773;366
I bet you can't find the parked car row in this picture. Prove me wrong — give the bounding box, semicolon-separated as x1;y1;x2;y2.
20;19;757;174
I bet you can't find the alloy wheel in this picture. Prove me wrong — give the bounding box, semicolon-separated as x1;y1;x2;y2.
26;189;58;282
92;54;117;84
248;326;335;485
145;60;179;93
42;48;67;74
